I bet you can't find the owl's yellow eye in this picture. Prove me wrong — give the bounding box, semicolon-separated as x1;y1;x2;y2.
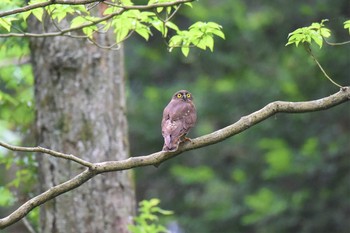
186;93;191;98
177;93;182;98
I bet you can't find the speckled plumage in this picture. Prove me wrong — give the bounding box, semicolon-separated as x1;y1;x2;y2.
161;90;197;152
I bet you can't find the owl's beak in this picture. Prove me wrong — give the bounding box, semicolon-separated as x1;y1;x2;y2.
183;95;187;101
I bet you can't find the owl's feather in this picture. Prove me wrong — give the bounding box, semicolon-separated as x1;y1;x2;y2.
161;90;197;152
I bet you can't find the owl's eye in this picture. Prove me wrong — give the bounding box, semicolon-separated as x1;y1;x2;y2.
186;93;191;98
177;93;182;98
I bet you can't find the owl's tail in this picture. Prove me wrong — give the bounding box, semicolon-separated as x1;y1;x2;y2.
163;135;179;152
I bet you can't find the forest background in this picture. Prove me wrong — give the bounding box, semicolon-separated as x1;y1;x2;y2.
1;0;349;232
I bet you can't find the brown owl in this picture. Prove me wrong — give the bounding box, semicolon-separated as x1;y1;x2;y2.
161;90;197;152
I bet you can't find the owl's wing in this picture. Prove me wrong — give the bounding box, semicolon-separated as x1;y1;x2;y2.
162;118;184;150
162;100;190;151
183;102;197;130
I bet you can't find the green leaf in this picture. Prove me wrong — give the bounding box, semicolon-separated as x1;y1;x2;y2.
184;2;192;7
0;18;12;32
344;20;350;34
117;26;130;43
70;16;86;28
207;22;223;30
181;45;189;57
135;26;151;41
169;35;183;47
32;7;44;22
104;6;116;15
204;35;214;51
46;5;78;23
311;31;323;48
320;27;331;38
82;27;95;39
211;29;225;39
189;21;205;30
165;21;179;32
22;10;32;22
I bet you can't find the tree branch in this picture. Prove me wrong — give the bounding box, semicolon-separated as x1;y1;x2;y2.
0;141;94;168
0;86;349;229
0;0;193;18
0;0;97;18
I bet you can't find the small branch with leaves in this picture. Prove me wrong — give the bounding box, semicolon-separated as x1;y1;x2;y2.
286;19;350;88
0;86;349;229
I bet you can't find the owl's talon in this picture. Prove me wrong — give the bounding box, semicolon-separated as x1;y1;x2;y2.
182;137;192;142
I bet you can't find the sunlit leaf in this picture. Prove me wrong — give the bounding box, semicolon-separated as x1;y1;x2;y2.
344;20;350;34
135;26;151;41
211;29;225;39
70;16;86;28
0;17;17;32
181;46;189;57
32;7;44;22
165;21;179;32
204;35;214;51
116;26;130;43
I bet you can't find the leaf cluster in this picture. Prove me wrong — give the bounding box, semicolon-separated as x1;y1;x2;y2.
286;19;350;48
286;19;331;48
128;198;174;233
169;21;225;56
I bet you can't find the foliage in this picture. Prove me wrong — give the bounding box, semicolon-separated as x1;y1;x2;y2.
169;21;225;56
0;0;225;56
0;18;36;228
286;19;331;48
128;198;174;233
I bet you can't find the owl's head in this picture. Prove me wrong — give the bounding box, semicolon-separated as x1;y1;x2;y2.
173;90;193;102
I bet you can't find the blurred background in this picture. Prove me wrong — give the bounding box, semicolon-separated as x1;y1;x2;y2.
126;0;350;232
1;0;350;232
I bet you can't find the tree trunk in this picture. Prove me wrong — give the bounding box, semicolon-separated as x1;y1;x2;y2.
28;13;135;233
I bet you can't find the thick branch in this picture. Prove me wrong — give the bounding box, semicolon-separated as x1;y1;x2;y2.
0;86;349;229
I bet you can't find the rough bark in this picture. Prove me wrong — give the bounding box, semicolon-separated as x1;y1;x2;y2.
28;14;135;233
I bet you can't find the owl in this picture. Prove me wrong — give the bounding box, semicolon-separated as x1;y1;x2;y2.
161;90;197;152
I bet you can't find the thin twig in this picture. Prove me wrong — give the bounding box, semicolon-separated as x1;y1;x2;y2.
22;217;37;233
305;45;343;88
324;38;350;46
0;141;94;168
